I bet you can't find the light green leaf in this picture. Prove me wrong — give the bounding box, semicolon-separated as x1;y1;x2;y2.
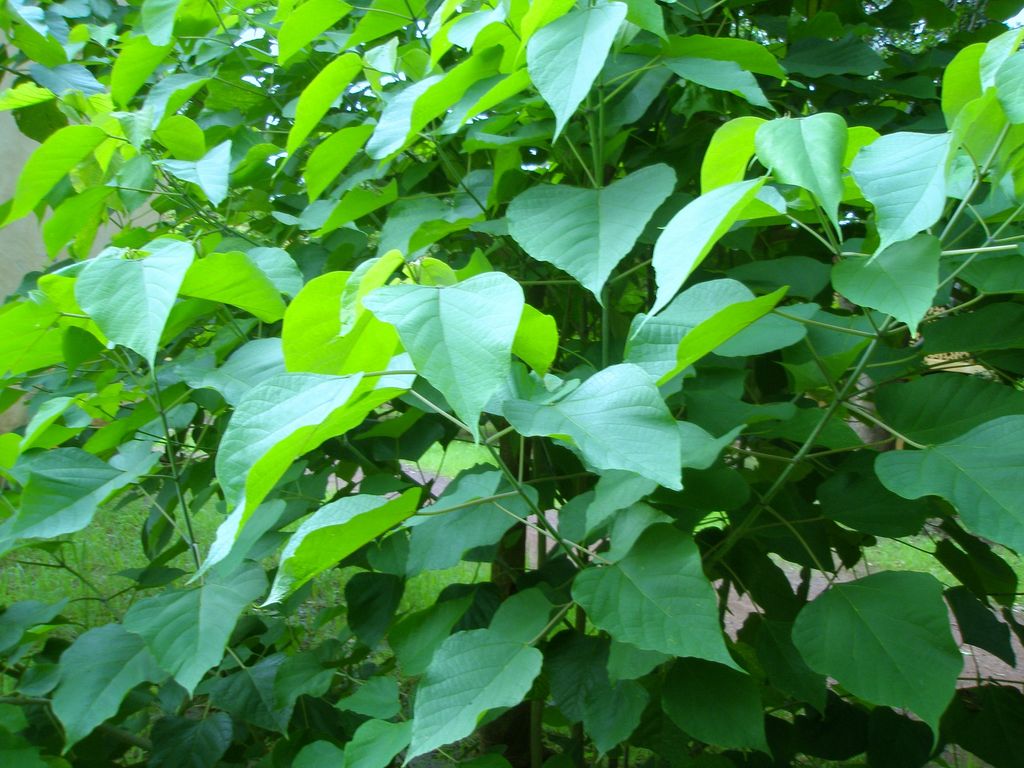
0;299;64;376
572;524;735;667
154;115;206;160
268;489;420;603
303;125;373;200
141;0;181;46
980;27;1024;90
996;52;1024;124
43;186;111;258
701;116;764;192
287;53;362;154
623;0;664;38
123;566;266;693
278;0;352;64
832;234;939;333
111;34;172;107
526;2;627;137
75;239;194;367
159;140;232;206
52;624;165;747
0;82;54;111
345;719;412;768
649;178;764;316
179;251;286;322
247;247;303;297
336;677;400;719
755;114;847;226
792;571;961;732
942;43;985;128
513;303;558;375
364;273;524;439
663;659;767;752
316;179;399;235
517;0;576;45
507;165;676;299
185;338;285;406
346;0;427;49
850;131;951;253
666;57;770;108
0;445;155;557
663;33;785;79
661;286;786;384
367;47;502;159
4;125;106;225
390;596;473;676
876;416;1024;553
293;741;344;768
503;364;682;490
408;629;543;760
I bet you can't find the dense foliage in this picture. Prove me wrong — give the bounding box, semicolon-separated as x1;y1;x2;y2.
2;0;1024;766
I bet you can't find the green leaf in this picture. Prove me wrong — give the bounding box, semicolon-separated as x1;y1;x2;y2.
52;624;165;747
179;251;287;322
513;304;558;375
996;52;1024;124
831;234;940;332
337;676;400;719
364;273;524;439
123;566;267;693
293;741;345;768
75;239;195;367
663;34;785;79
850;131;951;253
278;0;352;64
111;35;172;107
141;0;181;46
274;651;335;710
817;454;931;537
661;286;786;384
875;416;1024;553
526;2;627;137
185;338;286;406
922;303;1024;354
876;375;1024;445
207;654;292;733
390;595;473;676
792;571;961;732
287;53;361;154
755;114;847;226
159;140;232;206
149;713;232;768
701;116;764;192
317;179;399;234
0;600;67;654
649;178;765;316
572;524;735;667
4;125;106;225
663;659;767;752
0;82;54;111
346;0;427;49
0;299;65;376
507;165;676;299
503;364;682;489
941;686;1024;768
665;57;770;108
0;447;155;556
345;719;412;768
942;43;985;128
783;34;885;77
43;186;112;257
268;489;420;603
303;125;373;200
408;628;543;760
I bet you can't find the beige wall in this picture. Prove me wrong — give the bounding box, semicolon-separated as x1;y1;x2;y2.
1;111;48;300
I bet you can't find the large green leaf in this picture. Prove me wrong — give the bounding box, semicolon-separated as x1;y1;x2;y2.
286;52;361;154
3;125;106;225
942;43;985;127
755;114;847;226
662;659;767;752
110;35;172;107
875;416;1024;553
0;447;156;556
268;489;420;602
408;628;543;760
207;654;292;733
149;713;232;768
345;719;412;768
792;571;961;732
502;364;682;489
513;304;558;374
123;566;267;693
665;57;769;108
75;239;194;367
783;34;885;77
303;125;373;200
850;132;951;253
0;299;65;376
649;178;764;316
277;0;352;64
572;524;735;667
364;273;523;439
526;2;627;137
179;251;286;322
51;624;165;747
831;234;940;332
159;141;232;206
996;52;1024;124
507;165;676;299
875;375;1024;445
701;116;765;192
663;33;786;78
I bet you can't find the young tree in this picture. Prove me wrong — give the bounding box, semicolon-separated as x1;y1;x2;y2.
1;0;1023;766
